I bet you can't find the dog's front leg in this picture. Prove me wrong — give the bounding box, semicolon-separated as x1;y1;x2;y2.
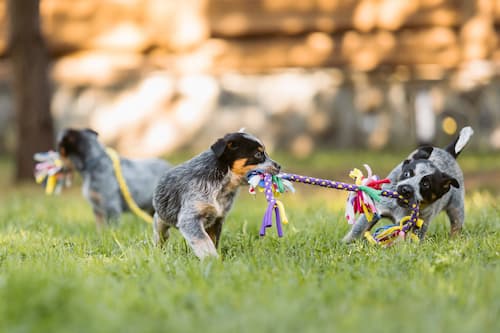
177;210;218;260
88;190;106;229
153;212;171;247
92;208;106;230
206;218;224;248
342;214;372;243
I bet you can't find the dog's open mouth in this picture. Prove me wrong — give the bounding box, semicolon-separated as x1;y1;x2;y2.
265;166;281;175
397;198;411;208
396;184;417;208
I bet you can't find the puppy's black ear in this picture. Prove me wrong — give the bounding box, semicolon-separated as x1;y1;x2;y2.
211;138;227;158
226;141;239;150
442;172;460;189
412;146;433;160
84;128;98;136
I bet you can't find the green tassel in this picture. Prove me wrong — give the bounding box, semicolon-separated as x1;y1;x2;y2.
358;185;382;202
272;175;285;193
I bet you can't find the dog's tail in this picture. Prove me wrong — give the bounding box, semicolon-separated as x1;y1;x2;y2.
444;126;474;159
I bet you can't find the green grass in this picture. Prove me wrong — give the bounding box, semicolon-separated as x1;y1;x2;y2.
0;152;499;333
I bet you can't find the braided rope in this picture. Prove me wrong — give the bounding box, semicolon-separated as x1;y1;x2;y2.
279;173;407;202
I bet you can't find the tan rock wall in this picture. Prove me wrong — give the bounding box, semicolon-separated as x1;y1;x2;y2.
1;0;499;155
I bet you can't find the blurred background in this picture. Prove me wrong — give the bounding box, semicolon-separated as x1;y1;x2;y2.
0;0;499;182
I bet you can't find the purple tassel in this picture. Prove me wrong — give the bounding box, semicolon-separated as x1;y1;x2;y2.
259;173;285;237
274;205;283;237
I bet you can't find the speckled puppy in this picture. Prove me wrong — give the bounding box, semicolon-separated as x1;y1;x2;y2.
343;126;474;243
153;131;281;259
58;128;171;227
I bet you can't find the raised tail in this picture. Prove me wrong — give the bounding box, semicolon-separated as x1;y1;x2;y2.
445;126;474;159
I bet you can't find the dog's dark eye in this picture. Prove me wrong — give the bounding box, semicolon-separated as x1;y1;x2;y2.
422;179;430;189
402;170;412;179
254;151;264;160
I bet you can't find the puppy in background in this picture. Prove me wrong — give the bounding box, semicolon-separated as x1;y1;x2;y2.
153;131;281;259
343;126;474;243
58;128;171;227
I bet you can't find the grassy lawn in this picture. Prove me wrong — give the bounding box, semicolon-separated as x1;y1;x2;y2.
0;151;499;333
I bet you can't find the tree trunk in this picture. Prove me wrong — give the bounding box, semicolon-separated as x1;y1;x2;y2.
7;0;54;181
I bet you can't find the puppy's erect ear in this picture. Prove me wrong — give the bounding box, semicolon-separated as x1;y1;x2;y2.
211;138;227;158
412;146;433;160
442;172;460;189
84;128;98;136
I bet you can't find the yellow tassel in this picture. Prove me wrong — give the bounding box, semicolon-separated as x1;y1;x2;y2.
362;203;374;222
35;174;45;184
349;168;363;184
364;231;377;244
409;233;420;243
45;175;56;195
275;200;289;224
374;225;401;241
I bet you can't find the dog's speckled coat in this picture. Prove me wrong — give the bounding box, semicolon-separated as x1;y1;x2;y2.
343;127;473;242
153;132;280;259
58;128;170;226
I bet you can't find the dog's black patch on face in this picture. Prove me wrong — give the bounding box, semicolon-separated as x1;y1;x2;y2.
411;146;433;160
211;132;267;171
58;129;85;157
57;128;98;159
419;171;459;205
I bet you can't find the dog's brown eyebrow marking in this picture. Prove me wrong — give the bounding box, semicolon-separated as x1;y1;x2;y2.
257;147;264;152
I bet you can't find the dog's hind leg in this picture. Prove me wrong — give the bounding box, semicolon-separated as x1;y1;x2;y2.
446;200;464;237
177;210;218;260
153;213;171;247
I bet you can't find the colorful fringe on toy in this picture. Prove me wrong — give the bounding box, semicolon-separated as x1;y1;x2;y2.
33;151;71;195
247;171;294;237
345;164;391;224
364;202;423;246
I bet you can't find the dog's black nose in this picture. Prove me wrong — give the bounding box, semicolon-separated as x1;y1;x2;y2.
398;184;414;198
272;161;281;171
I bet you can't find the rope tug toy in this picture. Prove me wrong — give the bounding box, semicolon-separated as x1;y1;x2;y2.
248;171;295;237
33;151;71;195
248;165;423;246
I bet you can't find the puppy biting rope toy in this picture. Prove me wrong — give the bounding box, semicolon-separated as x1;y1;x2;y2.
33;151;71;195
248;167;423;245
247;171;295;237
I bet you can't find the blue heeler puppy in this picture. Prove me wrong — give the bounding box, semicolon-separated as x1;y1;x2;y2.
343;126;474;243
153;131;281;259
58;128;171;227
